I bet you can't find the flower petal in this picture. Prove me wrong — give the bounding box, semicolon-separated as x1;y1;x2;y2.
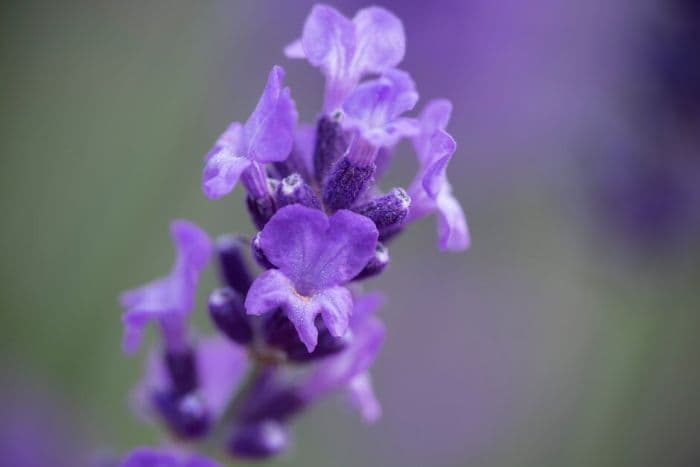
412;99;452;163
350;291;385;324
258;205;329;283
301;4;356;110
309;209;378;287
379;116;420;147
342;79;392;127
244;269;297;316
421;129;457;198
421;99;453;131
121;283;171;354
381;68;418;119
245;269;320;351
120;221;212;354
244;66;298;163
276;123;315;182
404;180;435;223
202;147;252;200
283;38;305;58
315;286;353;338
170;220;213;276
195;336;250;419
343;69;418;147
285;301;321;353
346;372;381;423
351;6;405;77
259;206;377;290
436;188;470;252
292;123;316;176
245;269;355;352
205;121;244;161
302;5;355;70
300;313;385;400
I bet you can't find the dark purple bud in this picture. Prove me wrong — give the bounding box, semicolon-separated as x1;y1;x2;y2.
228;421;289;460
313;115;348;182
276;173;321;209
215;234;253;295
263;310;349;362
153;391;210;439
237;369;307;423
251;232;274;269
208;287;253;345
323;157;376;210
164;347;198;395
353;188;410;235
246;191;277;230
354;242;390;280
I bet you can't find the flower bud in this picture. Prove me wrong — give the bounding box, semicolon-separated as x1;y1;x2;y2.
313;115;348;182
276;173;321;209
228;421;289;460
251;232;274;269
237;369;307;424
164;347;198;395
246;193;277;230
208;287;253;345
354;188;410;236
354;242;390;280
153;391;210;439
216;234;254;295
323;157;376;210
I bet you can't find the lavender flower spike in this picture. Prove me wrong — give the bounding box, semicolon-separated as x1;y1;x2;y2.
120;220;212;354
121;447;219;467
245;204;378;351
407;100;470;251
285;4;405;112
202;66;297;199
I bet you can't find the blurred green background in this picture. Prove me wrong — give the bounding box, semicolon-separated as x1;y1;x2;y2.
1;1;699;466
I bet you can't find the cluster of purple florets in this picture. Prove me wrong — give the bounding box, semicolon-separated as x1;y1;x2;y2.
118;4;468;466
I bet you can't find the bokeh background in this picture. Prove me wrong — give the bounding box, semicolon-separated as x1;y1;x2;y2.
1;0;699;466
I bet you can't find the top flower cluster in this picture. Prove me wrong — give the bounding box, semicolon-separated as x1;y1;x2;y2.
203;3;468;254
118;4;469;465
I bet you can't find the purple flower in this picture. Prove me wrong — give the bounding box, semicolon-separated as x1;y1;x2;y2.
120;447;218;467
120;221;212;354
285;4;405;112
274;122;315;181
202;66;297;199
118;3;472;461
134;336;249;424
406;100;470;251
245;205;378;352
342;68;419;149
299;292;385;423
322;69;418;210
